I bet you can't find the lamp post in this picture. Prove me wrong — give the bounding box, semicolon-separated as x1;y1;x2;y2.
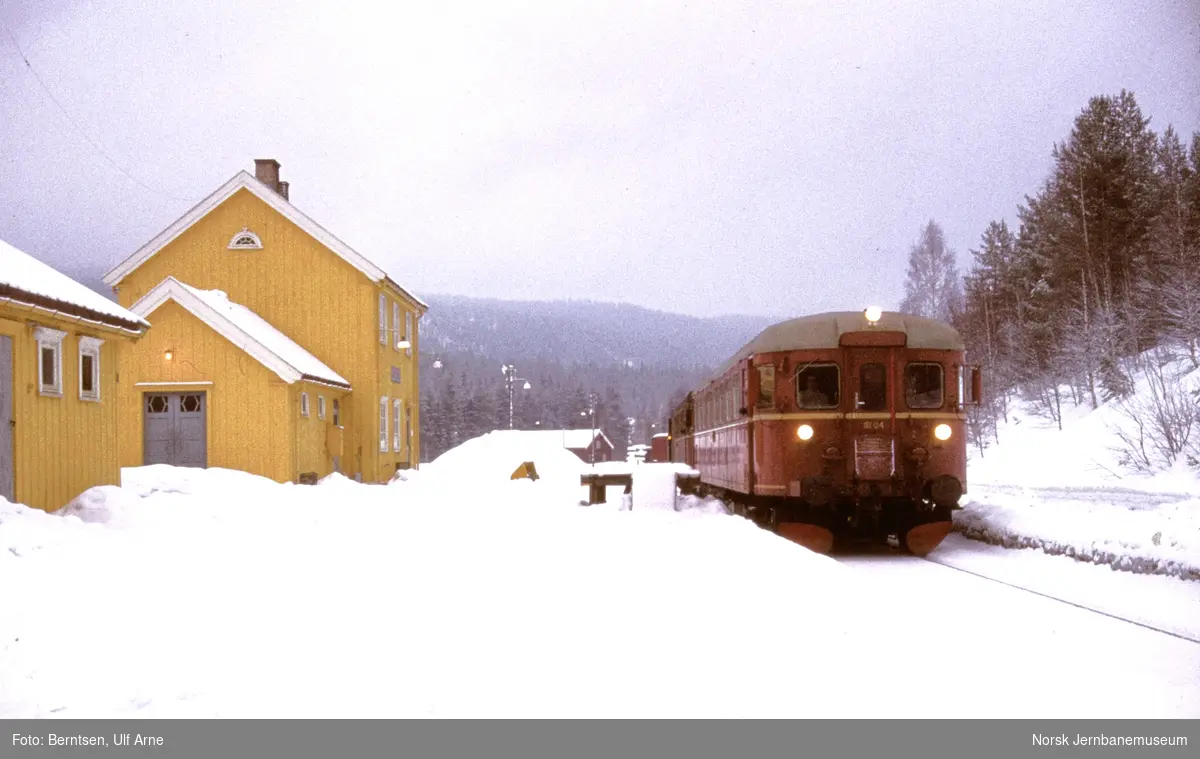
502;364;531;430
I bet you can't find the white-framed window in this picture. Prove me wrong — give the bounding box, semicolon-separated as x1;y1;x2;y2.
379;396;389;452
300;391;310;417
379;294;387;344
78;335;103;402
227;227;263;250
318;395;326;419
393;302;401;351
392;398;401;451
332;398;340;427
34;326;66;397
404;311;413;355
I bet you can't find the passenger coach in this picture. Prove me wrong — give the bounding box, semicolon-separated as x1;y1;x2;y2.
669;307;981;556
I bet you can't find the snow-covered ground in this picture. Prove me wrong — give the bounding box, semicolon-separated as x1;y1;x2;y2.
958;355;1200;579
2;454;1198;718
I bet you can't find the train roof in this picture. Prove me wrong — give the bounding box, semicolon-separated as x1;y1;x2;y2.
707;310;964;382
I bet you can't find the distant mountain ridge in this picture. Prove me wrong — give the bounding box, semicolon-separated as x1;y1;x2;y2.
419;293;777;373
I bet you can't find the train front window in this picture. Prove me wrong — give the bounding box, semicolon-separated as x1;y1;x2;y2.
858;363;887;411
795;364;839;409
756;365;775;409
906;363;944;409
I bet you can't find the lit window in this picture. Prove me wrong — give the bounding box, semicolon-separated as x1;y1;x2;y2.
379;396;389;451
392;398;401;450
227;227;263;250
318;395;326;419
300;391;310;417
78;336;103;402
34;326;66;397
379;294;387;344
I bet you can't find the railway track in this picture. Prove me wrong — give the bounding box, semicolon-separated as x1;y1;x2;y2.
917;551;1200;645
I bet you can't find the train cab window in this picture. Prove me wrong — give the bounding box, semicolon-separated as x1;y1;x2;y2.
906;363;944;409
858;363;887;411
795;364;839;409
756;365;775;409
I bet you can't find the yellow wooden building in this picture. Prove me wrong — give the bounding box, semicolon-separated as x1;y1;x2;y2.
1;237;149;511
102;160;427;484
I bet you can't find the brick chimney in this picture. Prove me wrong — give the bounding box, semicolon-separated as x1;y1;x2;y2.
254;159;286;198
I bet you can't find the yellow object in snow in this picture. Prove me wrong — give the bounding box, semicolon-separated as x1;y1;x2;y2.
511;461;540;481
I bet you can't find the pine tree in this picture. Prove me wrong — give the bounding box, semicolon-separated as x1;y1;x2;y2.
899;220;963;321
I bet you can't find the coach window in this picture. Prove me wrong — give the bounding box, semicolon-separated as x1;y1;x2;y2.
795;364;839;409
858;363;887;411
756;365;775;409
905;363;944;409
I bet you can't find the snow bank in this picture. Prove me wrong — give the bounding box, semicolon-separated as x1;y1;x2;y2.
2;464;1197;717
959;351;1200;578
1;465;893;718
955;486;1200;581
425;430;588;489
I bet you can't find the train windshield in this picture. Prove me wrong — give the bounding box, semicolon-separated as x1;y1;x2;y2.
795;364;839;409
905;363;944;409
756;365;775;408
858;363;887;411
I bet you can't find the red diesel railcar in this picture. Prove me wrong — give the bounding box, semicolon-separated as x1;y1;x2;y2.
668;308;981;556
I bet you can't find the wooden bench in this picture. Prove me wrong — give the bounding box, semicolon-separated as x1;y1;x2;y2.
580;472;633;505
580;469;703;509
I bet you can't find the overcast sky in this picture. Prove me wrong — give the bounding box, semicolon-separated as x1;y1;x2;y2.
2;0;1197;319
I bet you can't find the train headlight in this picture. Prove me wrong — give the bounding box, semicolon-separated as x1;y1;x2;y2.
797;424;814;441
864;305;883;324
934;423;952;441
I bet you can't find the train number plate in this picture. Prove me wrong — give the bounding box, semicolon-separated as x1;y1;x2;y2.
860;420;885;431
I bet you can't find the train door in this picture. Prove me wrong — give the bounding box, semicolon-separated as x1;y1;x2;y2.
844;348;897;482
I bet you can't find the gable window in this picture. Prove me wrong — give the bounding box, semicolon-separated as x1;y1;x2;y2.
227;227;263;250
332;399;340;427
78;336;103;402
392;398;401;451
318;395;326;420
379;396;389;452
300;391;310;417
379;295;387;344
34;326;66;397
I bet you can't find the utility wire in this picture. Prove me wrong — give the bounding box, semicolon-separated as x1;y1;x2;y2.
2;22;194;204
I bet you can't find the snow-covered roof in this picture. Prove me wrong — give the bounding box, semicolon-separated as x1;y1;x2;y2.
487;428;614;451
652;432;668;439
102;169;427;311
129;277;350;389
708;310;964;382
0;237;149;334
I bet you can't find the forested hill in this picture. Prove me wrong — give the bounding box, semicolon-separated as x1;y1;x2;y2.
417;295;776;462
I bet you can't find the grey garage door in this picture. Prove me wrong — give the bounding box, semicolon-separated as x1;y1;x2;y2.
144;392;207;468
0;335;12;501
